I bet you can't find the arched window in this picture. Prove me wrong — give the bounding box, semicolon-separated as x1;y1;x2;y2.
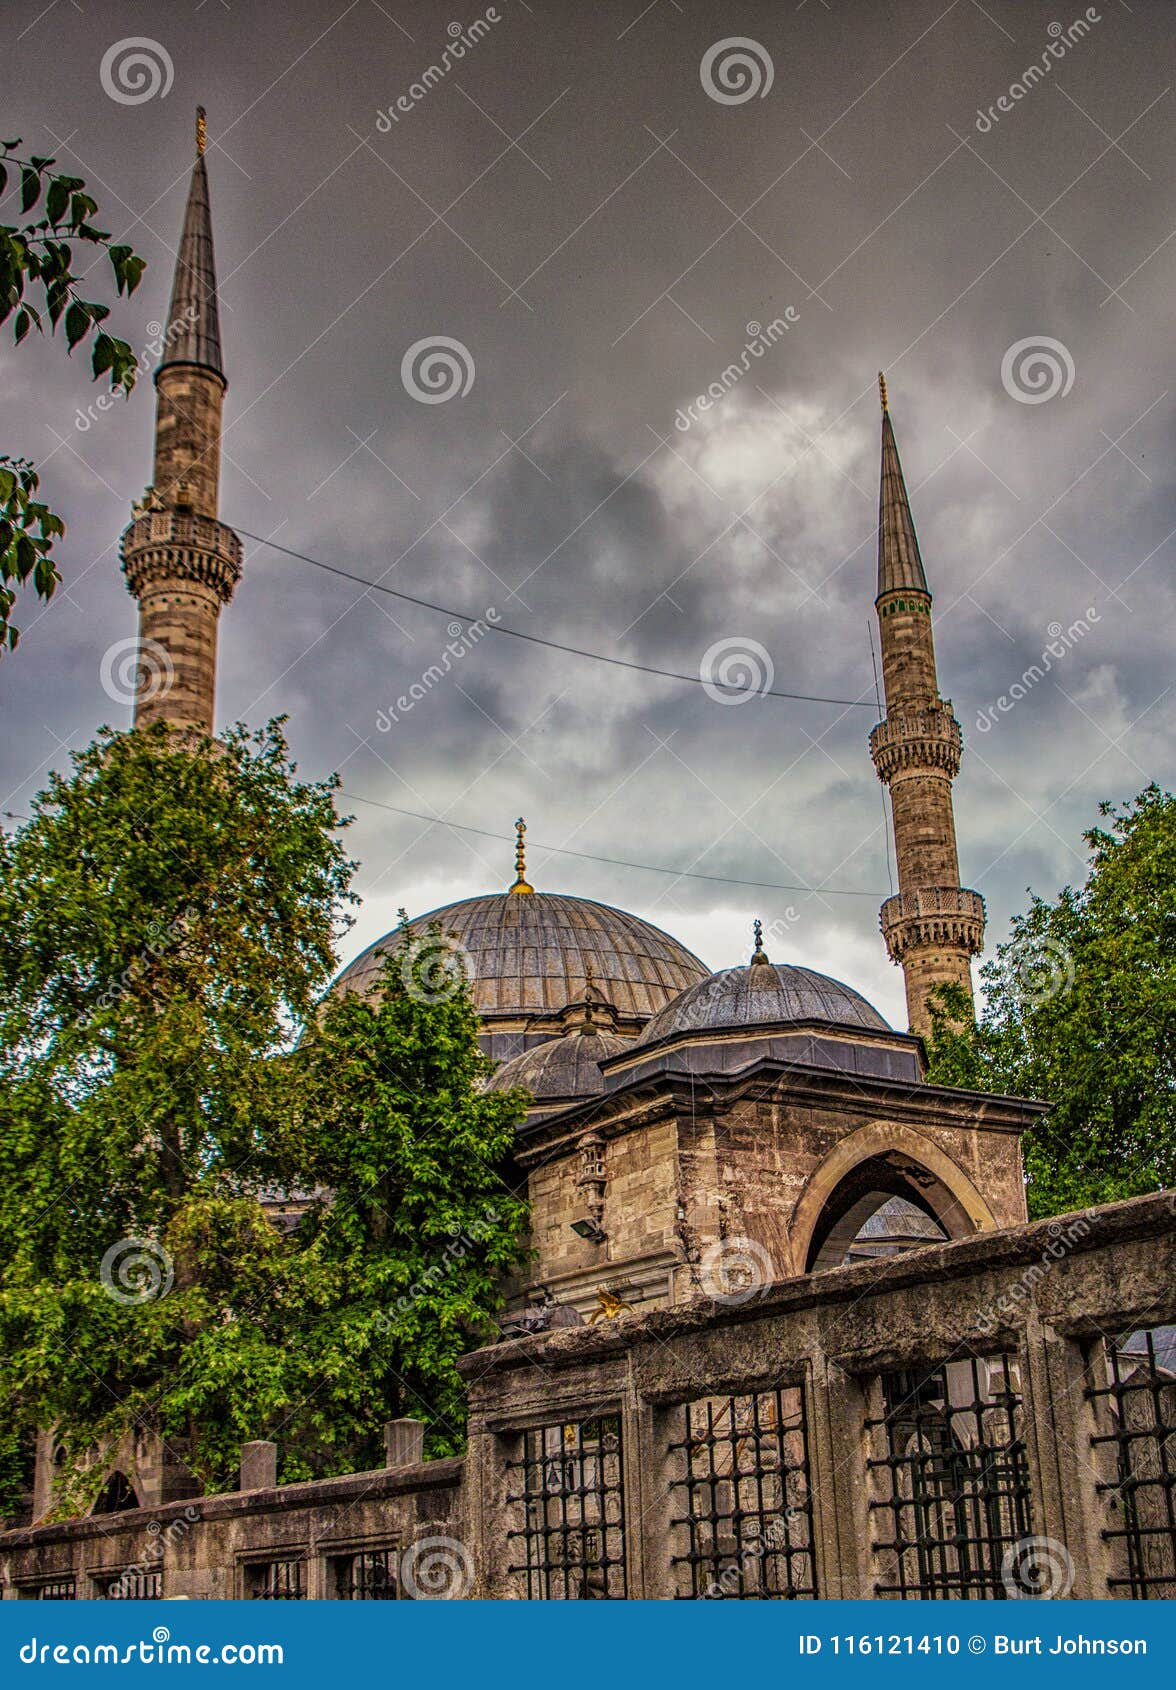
90;1471;139;1515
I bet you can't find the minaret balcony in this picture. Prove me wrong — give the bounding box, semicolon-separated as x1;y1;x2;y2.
869;703;962;782
880;886;986;961
120;508;243;604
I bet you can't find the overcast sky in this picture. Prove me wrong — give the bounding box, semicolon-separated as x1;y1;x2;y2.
2;0;1173;1026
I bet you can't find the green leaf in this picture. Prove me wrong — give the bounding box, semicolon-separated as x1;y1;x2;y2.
64;300;88;351
90;332;115;379
19;167;40;214
45;180;69;226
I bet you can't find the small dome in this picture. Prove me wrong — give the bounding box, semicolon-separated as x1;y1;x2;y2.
636;960;890;1046
487;1026;631;1104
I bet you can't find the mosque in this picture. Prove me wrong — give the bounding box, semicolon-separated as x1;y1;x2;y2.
117;113;1028;1324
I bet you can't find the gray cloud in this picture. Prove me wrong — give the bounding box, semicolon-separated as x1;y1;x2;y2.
2;0;1173;1029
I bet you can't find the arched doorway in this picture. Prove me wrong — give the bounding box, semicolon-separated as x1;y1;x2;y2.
804;1156;954;1272
790;1122;999;1276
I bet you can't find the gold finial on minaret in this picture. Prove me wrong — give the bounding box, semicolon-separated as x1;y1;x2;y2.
196;106;207;157
508;816;534;895
750;917;771;966
878;370;888;413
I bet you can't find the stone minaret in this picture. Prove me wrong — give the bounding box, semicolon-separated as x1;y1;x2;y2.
869;374;984;1036
120;108;241;733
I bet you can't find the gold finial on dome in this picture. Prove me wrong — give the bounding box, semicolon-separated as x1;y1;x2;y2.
878;370;888;414
750;917;771;966
508;816;534;895
196;106;207;157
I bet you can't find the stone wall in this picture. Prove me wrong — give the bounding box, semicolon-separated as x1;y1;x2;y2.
4;1192;1174;1601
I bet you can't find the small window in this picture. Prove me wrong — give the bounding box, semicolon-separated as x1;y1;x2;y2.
669;1385;815;1599
1088;1323;1176;1598
331;1548;398;1600
95;1568;163;1600
35;1577;76;1600
867;1353;1031;1599
507;1414;626;1598
245;1558;305;1599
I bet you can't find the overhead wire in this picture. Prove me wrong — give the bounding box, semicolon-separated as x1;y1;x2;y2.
234;526;876;710
339;789;884;897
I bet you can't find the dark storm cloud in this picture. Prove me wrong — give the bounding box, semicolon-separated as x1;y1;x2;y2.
2;0;1173;1025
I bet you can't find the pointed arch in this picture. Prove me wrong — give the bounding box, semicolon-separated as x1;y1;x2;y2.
789;1120;999;1275
90;1470;142;1515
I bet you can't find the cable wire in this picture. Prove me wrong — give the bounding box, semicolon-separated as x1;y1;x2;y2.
339;789;884;897
234;526;875;710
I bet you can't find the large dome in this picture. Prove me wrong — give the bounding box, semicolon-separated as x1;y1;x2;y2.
333;891;709;1022
635;959;891;1046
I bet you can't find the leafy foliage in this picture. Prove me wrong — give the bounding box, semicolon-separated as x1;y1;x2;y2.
1;141;146;652
925;785;1176;1217
0;729;530;1510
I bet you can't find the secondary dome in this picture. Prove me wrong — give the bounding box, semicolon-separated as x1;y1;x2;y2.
333;892;708;1022
487;1025;631;1106
636;958;890;1046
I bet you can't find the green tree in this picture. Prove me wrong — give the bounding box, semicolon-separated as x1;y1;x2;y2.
925;784;1176;1217
282;926;531;1469
0;720;353;1509
2;140;146;652
0;732;530;1509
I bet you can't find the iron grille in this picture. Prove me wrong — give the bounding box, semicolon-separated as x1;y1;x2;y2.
1088;1323;1176;1598
332;1548;398;1599
245;1558;304;1599
36;1577;76;1600
506;1413;626;1598
100;1569;163;1599
668;1385;816;1598
867;1353;1032;1598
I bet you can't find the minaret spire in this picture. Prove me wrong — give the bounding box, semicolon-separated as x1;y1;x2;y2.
119;109;241;734
877;372;929;601
869;380;984;1036
157;106;222;380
